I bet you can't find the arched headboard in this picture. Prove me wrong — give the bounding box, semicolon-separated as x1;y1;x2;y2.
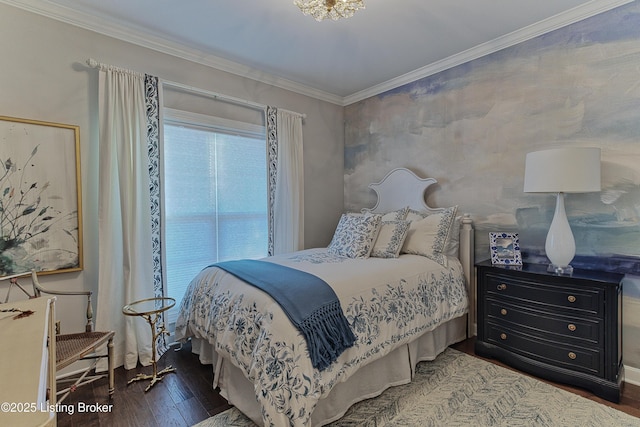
361;168;444;214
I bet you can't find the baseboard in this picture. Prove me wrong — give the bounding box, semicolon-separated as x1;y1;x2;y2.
624;364;640;386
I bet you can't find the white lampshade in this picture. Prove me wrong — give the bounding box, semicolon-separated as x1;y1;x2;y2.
524;147;601;193
523;147;601;274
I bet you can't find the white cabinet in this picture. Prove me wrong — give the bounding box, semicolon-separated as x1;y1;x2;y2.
0;297;56;426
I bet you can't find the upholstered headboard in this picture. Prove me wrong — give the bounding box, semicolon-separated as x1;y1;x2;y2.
361;168;443;215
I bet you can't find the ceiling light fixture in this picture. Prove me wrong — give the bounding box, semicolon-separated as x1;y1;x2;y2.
294;0;365;21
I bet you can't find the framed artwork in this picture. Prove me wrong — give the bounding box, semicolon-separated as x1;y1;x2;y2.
489;232;522;265
0;116;83;277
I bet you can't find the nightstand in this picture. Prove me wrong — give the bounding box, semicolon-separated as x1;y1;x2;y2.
474;260;624;402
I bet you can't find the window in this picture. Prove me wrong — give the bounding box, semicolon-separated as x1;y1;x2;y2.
163;109;268;324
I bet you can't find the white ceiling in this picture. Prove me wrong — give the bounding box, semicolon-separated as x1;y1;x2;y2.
3;0;631;104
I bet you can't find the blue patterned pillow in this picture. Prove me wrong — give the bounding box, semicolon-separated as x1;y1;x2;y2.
371;220;411;258
328;213;382;259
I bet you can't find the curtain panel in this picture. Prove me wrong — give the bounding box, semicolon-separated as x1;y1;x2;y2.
266;107;305;256
96;65;166;370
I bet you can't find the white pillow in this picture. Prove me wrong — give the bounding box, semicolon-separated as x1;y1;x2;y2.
382;206;409;221
359;206;409;221
401;206;459;266
405;208;428;222
445;215;462;257
328;213;382;259
370;220;411;258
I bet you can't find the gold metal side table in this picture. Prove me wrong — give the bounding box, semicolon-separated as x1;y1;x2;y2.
122;296;176;391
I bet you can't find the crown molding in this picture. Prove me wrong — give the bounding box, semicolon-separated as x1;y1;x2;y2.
343;0;635;105
0;0;345;106
1;0;633;107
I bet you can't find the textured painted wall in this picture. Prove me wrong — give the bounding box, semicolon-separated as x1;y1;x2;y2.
344;2;640;369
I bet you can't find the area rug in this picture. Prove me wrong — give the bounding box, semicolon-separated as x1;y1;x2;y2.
194;348;640;426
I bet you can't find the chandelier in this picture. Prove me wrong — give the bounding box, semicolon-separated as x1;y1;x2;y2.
294;0;365;21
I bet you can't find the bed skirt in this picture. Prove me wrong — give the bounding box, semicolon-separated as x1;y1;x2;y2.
190;315;467;426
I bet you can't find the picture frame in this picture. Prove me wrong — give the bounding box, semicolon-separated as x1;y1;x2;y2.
0;116;83;277
489;232;522;265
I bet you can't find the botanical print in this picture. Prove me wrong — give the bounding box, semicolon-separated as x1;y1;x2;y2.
0;117;82;276
344;3;640;367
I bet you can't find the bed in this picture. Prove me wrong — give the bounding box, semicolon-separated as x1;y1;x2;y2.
175;168;475;426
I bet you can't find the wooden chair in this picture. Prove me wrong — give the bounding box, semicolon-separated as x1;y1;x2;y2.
5;271;115;403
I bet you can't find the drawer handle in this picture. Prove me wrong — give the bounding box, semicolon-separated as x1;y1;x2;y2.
500;309;507;316
497;284;507;291
568;324;577;332
568;352;577;360
567;295;577;303
500;333;507;340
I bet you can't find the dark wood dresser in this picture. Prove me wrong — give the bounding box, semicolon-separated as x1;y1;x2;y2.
475;260;624;402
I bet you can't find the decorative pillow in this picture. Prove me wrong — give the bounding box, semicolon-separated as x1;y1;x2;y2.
445;215;462;257
359;206;409;221
401;206;459;266
405;208;429;222
381;206;409;221
370;220;411;258
328;213;382;259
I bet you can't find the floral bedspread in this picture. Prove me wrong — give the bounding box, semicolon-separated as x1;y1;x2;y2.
175;248;468;426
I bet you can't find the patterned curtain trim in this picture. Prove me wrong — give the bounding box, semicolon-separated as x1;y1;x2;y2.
145;74;167;355
266;106;278;257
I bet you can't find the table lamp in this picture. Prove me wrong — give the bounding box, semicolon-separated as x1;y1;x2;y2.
523;147;601;274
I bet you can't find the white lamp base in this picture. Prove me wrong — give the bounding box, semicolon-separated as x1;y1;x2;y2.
545;192;576;275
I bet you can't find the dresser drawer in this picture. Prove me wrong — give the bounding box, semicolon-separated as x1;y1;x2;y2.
485;323;602;376
476;261;624;402
486;298;601;343
484;273;603;315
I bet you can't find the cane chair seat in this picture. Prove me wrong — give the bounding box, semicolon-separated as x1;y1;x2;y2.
56;331;115;370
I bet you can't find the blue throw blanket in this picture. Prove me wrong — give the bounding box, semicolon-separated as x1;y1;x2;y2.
213;259;356;371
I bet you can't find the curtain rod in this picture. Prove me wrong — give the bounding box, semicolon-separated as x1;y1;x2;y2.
277;108;307;120
165;81;306;119
163;80;266;112
86;58;306;119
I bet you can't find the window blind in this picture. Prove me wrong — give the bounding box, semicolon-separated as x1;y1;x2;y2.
163;115;268;324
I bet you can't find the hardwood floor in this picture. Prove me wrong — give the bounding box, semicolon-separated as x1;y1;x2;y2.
56;340;231;427
56;338;640;426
